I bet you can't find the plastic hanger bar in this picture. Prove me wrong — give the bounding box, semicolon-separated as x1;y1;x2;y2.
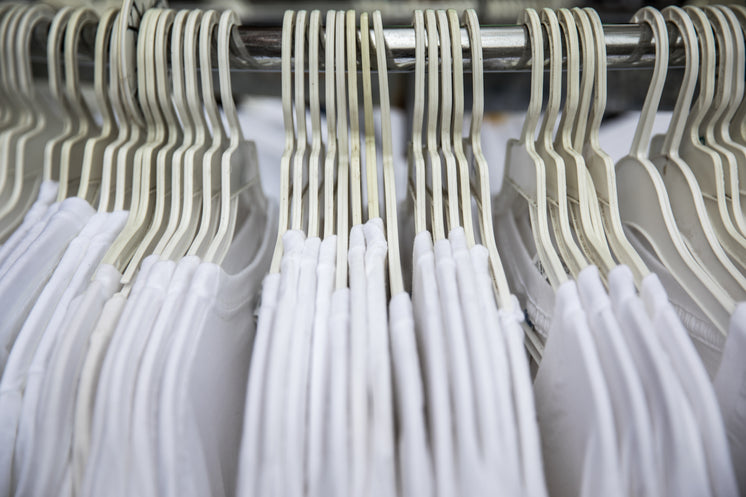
28;20;687;73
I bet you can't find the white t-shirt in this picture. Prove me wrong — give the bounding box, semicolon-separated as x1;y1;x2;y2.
641;274;739;497
347;225;368;497
713;303;746;495
411;231;457;497
608;265;711;497
304;235;337;497
577;265;660;497
362;218;396;497
129;255;201;497
282;235;320;497
13;212;127;497
0;180;57;267
0;197;95;372
159;202;276;497
533;280;624;497
433;236;484;497
326;287;350;497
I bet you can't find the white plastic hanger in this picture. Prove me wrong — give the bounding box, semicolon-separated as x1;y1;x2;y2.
494;8;567;288
448;9;475;247
291;10;308;232
77;8;120;204
436;10;460;234
574;7;650;285
54;7;101;202
360;12;379;222
728;6;746;148
322;10;337;240
204;9;267;264
335;9;349;290
463;8;513;309
0;4;20;132
307;10;323;239
373;9;404;296
410;10;427;235
615;6;732;333
425;9;445;241
648;6;746;300
553;8;616;276
346;10;363;228
676;6;746;271
269;9;295;273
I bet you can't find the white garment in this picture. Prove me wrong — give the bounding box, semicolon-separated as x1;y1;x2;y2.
433;236;483;497
282;236;320;497
347;225;368;497
713;303;746;495
326;287;350;497
160;202;275;497
129;256;201;497
608;265;711;497
0;196;60;281
470;244;547;497
0;197;94;373
626;227;724;377
15;212;127;497
411;231;457;497
577;265;660;497
533;280;624;497
0;180;57;267
305;235;337;497
362;218;396;497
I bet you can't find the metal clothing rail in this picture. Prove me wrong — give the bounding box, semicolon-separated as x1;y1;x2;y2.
29;21;685;73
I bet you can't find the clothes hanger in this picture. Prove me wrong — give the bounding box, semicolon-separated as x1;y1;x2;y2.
647;6;746;300
536;8;589;278
373;9;404;296
409;10;427;235
307;10;323;239
494;8;567;288
729;6;746;148
614;6;733;333
0;4;20;132
553;8;616;277
448;9;475;247
346;10;363;228
436;10;461;235
360;12;379;223
425;9;445;241
335;9;349;290
322;10;337;240
153;9;192;258
204;9;267;264
676;6;746;271
187;9;232;258
77;8;121;205
0;5;58;241
573;7;650;286
269;10;295;273
462;8;513;309
291;10;308;233
54;7;101;202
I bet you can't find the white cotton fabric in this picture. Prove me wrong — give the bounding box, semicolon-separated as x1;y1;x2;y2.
533;280;624;497
608;265;711;497
714;304;746;495
470;244;547;497
282;236;320;497
641;274;738;497
411;231;457;497
347;225;368;497
0;197;94;373
626;227;724;377
433;236;484;497
326;287;350;497
0;180;57;268
159;202;276;497
577;265;660;497
363;218;396;497
13;211;127;497
305;235;337;497
129;255;201;497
